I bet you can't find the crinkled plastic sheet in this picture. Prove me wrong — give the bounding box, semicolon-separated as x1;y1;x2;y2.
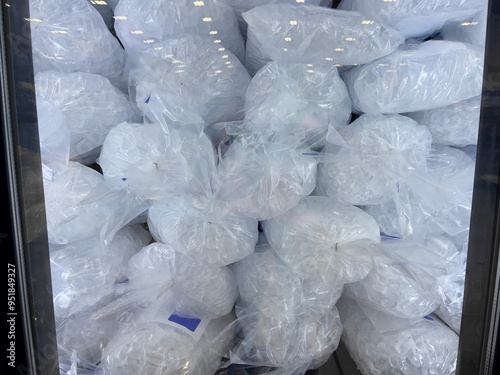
316;114;432;206
213;130;319;221
405;96;481;147
29;0;126;89
337;297;459;375
224;239;343;374
125;34;250;126
363;145;475;241
243;4;404;75
42;162;148;245
98;122;217;201
226;0;333;39
114;0;245;63
343;40;484;114
35;71;140;162
338;0;485;39
101;313;234;375
87;0;114;30
263;196;381;284
244;61;351;137
148;197;258;266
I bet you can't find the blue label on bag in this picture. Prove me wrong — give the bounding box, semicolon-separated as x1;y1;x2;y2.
168;314;202;332
145;95;151;103
424;315;434;321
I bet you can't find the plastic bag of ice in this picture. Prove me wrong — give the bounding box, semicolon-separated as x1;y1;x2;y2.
36;97;70;168
338;297;459;375
244;61;351;138
316;114;432;206
263;196;381;284
225;0;333;39
29;0;126;89
226;239;343;373
42;162;148;245
114;0;245;63
98;122;217;201
125;34;250;126
338;0;485;39
343;239;442;319
117;242;238;319
101;312;233;375
213;131;318;221
441;9;488;47
344;40;484;114
35;71;140;162
50;225;151;321
148;197;258;266
243;4;404;75
363;145;475;241
406;96;481;147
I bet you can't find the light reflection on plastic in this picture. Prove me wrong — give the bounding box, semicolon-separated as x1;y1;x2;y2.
218;47;225;52
25;18;43;22
285;37;292;42
193;1;205;6
209;30;218;35
143;39;154;43
113;16;127;20
203;17;212;22
335;48;344;52
131;30;143;34
290;20;298;25
214;40;221;43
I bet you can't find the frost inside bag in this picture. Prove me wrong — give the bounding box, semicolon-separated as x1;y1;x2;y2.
337;296;459;375
363;145;475;241
406;96;481;147
344;40;484;114
125;35;250;126
147;197;258;266
35;71;140;162
338;0;485;39
114;0;245;63
343;240;442;320
263;196;381;284
243;4;404;75
316;114;432;206
244;61;351;137
42;162;148;245
227;0;333;38
227;239;343;373
29;0;126;89
98;122;217;201
213;130;318;221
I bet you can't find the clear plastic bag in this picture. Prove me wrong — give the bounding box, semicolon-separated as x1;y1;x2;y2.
226;0;334;39
35;71;140;162
243;4;404;75
42;162;148;245
125;34;250;126
213;131;318;221
147;196;259;266
363;145;475;241
337;297;459;375
244;61;351;136
343;240;442;320
316;114;432;206
405;96;481;147
226;238;343;373
338;0;485;39
50;224;151;321
101;313;234;375
121;242;238;319
441;9;488;47
29;0;126;89
114;0;245;63
263;196;381;284
344;40;484;114
98;122;217;201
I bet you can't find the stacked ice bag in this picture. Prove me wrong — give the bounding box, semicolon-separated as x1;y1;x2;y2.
29;0;487;374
